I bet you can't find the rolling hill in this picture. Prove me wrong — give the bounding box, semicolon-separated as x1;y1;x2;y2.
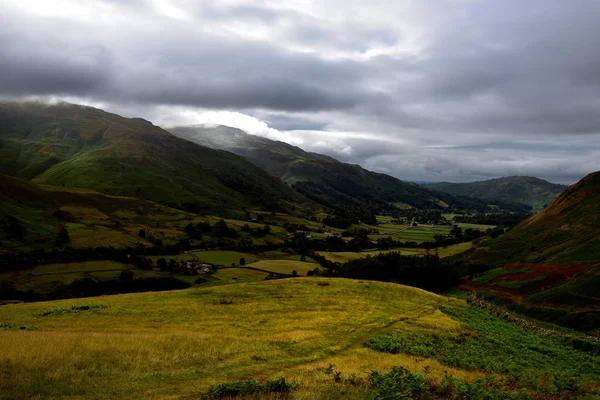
170;125;520;213
425;176;567;211
0;102;308;214
457;171;600;332
2;278;599;399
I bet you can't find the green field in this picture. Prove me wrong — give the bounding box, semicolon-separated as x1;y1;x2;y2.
365;223;452;244
211;267;268;283
0;279;469;399
0;261;133;294
317;242;474;263
189;250;261;266
247;260;317;276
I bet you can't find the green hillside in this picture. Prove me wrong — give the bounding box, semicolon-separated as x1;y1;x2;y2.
170;125;517;213
0;173;198;253
0;102;307;214
457;171;600;331
426;176;567;211
2;278;599;399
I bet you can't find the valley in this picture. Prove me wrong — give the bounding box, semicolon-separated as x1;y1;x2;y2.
1;102;599;400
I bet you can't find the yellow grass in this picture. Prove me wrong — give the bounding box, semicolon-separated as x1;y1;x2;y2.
212;267;269;283
0;278;471;400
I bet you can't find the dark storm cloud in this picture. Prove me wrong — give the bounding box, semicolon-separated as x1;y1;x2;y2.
0;4;370;111
1;0;600;183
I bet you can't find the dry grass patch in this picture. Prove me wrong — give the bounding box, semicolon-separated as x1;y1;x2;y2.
0;279;465;399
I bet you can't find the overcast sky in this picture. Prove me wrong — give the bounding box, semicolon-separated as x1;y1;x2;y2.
2;0;600;183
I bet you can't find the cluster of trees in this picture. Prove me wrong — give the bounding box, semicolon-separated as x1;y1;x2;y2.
0;274;191;302
323;209;378;229
241;223;271;237
389;209;448;225
452;212;530;228
313;252;460;293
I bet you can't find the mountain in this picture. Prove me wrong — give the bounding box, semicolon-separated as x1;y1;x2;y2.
425;176;567;211
170;125;519;213
457;171;600;331
0;102;307;214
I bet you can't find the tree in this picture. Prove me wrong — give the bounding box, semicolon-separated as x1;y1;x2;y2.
55;227;70;246
300;254;306;262
239;257;246;266
138;229;146;238
263;225;271;234
157;258;168;271
450;225;462;237
292;270;298;277
119;270;134;282
242;224;250;232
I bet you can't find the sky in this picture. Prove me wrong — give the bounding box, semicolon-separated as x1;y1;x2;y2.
1;0;600;184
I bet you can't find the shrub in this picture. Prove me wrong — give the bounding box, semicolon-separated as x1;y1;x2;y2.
370;366;428;399
201;377;298;399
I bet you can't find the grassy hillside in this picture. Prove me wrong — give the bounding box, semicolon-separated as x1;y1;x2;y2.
0;173;196;253
457;171;600;331
0;102;307;214
426;176;567;211
461;171;600;266
1;278;599;399
170;125;510;213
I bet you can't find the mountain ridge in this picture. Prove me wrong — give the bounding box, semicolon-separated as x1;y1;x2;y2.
0;102;309;214
170;125;527;213
425;176;568;211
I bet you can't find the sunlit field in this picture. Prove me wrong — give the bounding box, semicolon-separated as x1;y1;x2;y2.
0;278;466;400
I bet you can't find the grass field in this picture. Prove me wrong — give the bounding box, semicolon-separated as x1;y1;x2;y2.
0;261;133;294
1;278;597;399
211;267;269;283
317;242;474;263
365;224;452;244
190;250;261;266
0;279;468;399
247;260;317;276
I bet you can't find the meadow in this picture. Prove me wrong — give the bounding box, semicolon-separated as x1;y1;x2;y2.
0;278;468;400
189;250;261;266
1;278;597;399
317;242;474;263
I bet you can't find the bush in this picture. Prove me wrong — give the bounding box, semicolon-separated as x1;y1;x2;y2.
370;366;428;399
119;270;134;282
201;377;298;399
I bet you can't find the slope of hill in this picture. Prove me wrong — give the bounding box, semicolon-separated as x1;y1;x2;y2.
2;278;598;399
0;102;307;214
425;176;567;211
170;125;520;213
0;173;198;253
457;171;600;331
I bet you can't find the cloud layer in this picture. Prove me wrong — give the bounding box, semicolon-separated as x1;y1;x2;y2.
2;0;600;183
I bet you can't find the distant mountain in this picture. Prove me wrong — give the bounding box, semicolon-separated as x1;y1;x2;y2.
0;102;307;214
457;171;600;331
425;176;567;211
170;125;518;213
